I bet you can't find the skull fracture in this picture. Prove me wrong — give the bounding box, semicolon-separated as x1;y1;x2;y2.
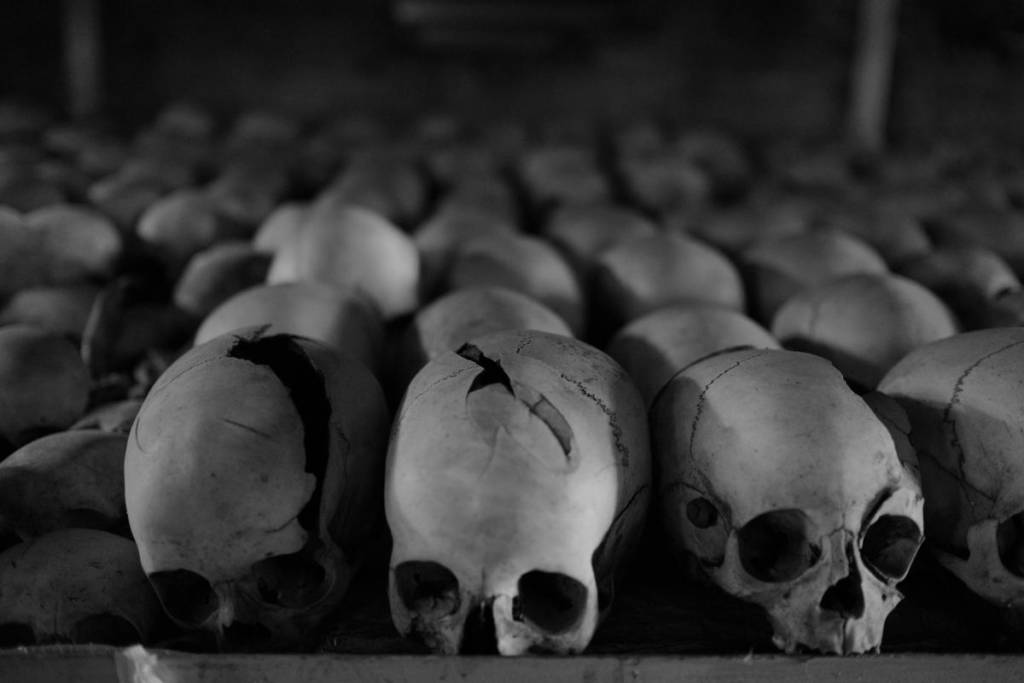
879;328;1024;614
652;348;923;654
125;327;390;649
386;330;650;655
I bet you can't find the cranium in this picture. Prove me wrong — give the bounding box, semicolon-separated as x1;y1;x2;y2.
652;348;924;654
0;429;128;538
205;164;288;230
398;286;572;386
896;246;1022;330
0;325;90;452
266;199;420;320
617;149;709;215
541;202;657;279
741;228;888;323
413;200;518;298
772;272;959;389
675;128;752;201
878;328;1024;612
172;241;271;318
0;528;164;646
606;304;779;408
517;144;610;211
386;329;650;655
0;284;99;339
136;189;236;277
590;232;745;342
328;153;427;226
448;233;584;335
195;282;384;374
253;202;309;254
125;327;390;649
87;171;165;232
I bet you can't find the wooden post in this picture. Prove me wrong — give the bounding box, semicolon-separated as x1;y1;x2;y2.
64;0;102;120
848;0;900;156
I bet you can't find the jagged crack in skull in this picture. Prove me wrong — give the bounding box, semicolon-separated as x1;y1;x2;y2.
385;330;650;655
125;327;389;650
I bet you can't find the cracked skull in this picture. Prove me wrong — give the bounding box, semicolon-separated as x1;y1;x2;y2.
652;348;923;654
386;329;650;655
878;327;1024;611
125;327;390;649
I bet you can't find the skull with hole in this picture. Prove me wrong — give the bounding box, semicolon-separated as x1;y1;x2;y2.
125;327;390;649
0;528;164;646
386;329;650;655
878;328;1024;614
652;348;923;654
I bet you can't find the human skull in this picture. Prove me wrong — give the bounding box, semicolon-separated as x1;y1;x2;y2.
590;232;745;343
652;348;924;654
195;282;384;375
413;200;518;297
896;246;1022;330
878;328;1024;611
172;241;271;318
0;429;128;538
386;329;650;655
0;325;90;451
517;144;610;210
617;149;710;215
398;286;572;386
136;190;236;277
205;165;288;229
740;228;888;323
328;153;428;226
125;327;390;649
0;528;164;646
448;233;585;335
541;202;657;278
772;273;959;389
606;304;779;408
253;202;309;254
266;199;420;319
0;284;99;339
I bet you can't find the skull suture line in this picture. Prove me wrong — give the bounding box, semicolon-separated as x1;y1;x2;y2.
652;348;924;654
125;327;389;650
386;329;650;655
879;328;1024;612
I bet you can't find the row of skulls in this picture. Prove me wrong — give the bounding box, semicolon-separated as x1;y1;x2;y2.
14;318;1012;656
1;103;1024;655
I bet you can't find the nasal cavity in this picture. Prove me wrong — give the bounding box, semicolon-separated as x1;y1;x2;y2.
819;547;866;620
460;599;499;654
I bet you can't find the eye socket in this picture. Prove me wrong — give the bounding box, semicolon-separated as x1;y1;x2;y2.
861;514;922;581
148;568;218;627
997;511;1024;578
251;552;328;608
737;509;821;583
394;561;461;617
516;570;588;634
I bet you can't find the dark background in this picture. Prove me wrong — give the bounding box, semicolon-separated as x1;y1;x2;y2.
1;0;1023;141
